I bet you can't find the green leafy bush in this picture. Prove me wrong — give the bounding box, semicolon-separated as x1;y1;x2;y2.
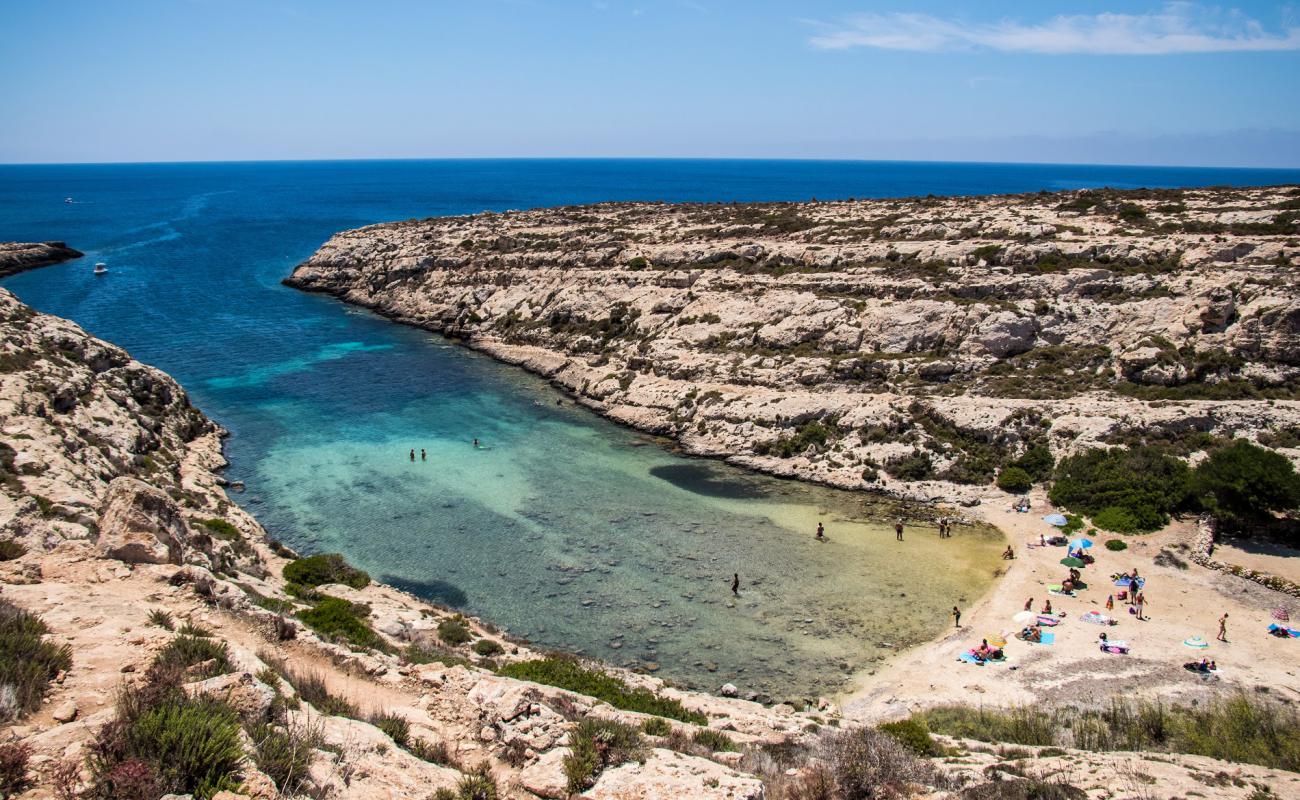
497;657;707;724
1049;446;1191;532
996;466;1033;493
147;609;175;630
472;638;504;656
878;717;941;756
1010;444;1055;482
641;717;672;737
447;763;499;800
370;712;411;748
274;665;356;718
282;553;370;589
298;597;385;651
1105;539;1128;551
754;419;836;458
564;718;645;793
0;598;73;721
1192;439;1300;532
438;616;473;646
151;634;232;679
691;728;738;753
884;450;935;482
198;518;240;539
247;720;322;796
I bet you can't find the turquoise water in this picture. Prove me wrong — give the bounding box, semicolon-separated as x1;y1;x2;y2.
3;159;1296;697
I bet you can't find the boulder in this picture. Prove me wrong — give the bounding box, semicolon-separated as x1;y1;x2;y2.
520;747;570;799
964;311;1037;358
96;477;188;564
584;748;764;799
185;672;277;721
52;700;78;723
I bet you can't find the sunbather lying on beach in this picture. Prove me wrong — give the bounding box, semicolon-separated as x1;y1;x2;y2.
1016;626;1042;643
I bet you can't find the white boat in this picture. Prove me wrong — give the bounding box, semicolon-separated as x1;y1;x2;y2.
64;197;74;204
93;262;108;275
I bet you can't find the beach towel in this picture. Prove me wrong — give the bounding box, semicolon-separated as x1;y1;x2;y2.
1080;611;1109;625
1029;632;1055;645
1114;576;1145;589
957;652;985;665
1048;586;1076;597
1183;636;1209;649
1267;623;1300;638
1036;616;1060;627
1101;644;1129;654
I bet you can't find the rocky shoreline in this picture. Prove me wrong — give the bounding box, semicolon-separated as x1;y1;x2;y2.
0;241;84;279
287;185;1300;506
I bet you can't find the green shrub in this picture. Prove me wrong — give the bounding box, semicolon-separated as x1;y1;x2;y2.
497;657;706;724
450;763;499;800
198;518;240;539
1192;439;1300;533
0;598;73;721
0;539;26;561
754;419;836;459
147;609;174;630
884;450;935;482
0;741;31;796
691;728;738;753
151;635;232;679
248;720;321;796
438;616;473;647
298;597;385;651
825;726;940;797
1104;539;1128;551
878;717;941;756
177;621;213;638
1011;444;1055;482
472;638;504;657
282;553;370;589
371;712;411;748
276;666;356;718
1049;446;1192;532
996;466;1033;493
641;717;672;737
564;718;645;793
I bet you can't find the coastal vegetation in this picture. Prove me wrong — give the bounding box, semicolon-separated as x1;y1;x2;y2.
497;656;708;724
563;717;646;793
282;552;371;589
0;598;72;721
916;693;1300;772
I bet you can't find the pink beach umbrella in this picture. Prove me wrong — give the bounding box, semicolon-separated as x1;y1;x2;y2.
1272;607;1290;622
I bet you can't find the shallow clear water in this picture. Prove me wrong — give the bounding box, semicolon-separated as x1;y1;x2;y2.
3;159;1296;696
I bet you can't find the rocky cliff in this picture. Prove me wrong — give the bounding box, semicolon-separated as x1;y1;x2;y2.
287;185;1300;504
0;242;84;279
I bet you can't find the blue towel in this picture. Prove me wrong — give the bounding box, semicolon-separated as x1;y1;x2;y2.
1039;632;1055;645
958;652;985;665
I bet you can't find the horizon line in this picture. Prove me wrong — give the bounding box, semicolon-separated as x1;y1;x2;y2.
4;155;1300;172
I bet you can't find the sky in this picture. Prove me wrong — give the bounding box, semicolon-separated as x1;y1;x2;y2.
2;0;1299;167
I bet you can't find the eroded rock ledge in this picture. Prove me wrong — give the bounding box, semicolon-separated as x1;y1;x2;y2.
287;185;1300;504
0;241;84;278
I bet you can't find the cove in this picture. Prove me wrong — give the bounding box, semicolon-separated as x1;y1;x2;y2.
5;160;1294;696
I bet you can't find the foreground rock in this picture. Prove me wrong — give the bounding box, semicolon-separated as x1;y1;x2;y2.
0;241;83;278
287;185;1300;504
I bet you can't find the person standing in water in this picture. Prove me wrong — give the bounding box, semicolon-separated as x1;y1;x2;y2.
473;438;480;449
895;519;904;541
420;449;426;462
731;573;739;596
409;449;415;462
815;522;825;541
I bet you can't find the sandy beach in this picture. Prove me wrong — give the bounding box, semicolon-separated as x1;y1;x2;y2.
841;488;1300;720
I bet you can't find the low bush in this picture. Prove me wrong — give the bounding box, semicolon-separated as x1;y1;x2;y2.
878;717;941;756
248;720;322;796
1104;539;1128;551
370;712;411;748
996;467;1033;494
824;726;941;798
497;657;707;724
438;616;473;646
564;718;646;793
754;420;836;459
91;678;245;800
692;728;738;753
1049;446;1192;532
641;717;672;737
884;450;935;482
298;596;385;651
282;553;370;589
472;638;504;656
198;518;240;539
921;694;1300;771
1193;439;1300;536
0;597;73;721
0;539;26;561
146;609;174;630
433;762;499;800
177;621;213;638
151;634;232;679
0;741;31;797
281;666;356;718
1010;444;1055;483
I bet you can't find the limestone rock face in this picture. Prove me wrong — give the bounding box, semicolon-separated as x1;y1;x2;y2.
583;747;765;799
185;672;277;720
0;240;84;278
519;747;570;799
96;477;188;564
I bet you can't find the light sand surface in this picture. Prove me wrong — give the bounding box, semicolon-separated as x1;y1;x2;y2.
840;488;1300;720
1215;537;1300;585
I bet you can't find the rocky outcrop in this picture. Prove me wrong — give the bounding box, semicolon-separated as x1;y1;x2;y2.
0;241;83;278
288;185;1300;503
95;477;189;564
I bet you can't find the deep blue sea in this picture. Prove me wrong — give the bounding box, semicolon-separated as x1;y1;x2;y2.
3;159;1296;697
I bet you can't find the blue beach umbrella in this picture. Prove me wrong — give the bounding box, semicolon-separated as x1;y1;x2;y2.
1044;513;1068;527
1070;538;1094;550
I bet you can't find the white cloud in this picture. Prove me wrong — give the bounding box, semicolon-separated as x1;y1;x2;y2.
809;3;1300;55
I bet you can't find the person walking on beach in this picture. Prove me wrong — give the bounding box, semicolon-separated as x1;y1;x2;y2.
895;519;904;541
1105;594;1114;611
816;522;825;541
1024;597;1033;612
409;449;415;462
731;573;740;597
1218;613;1228;642
952;605;961;628
1135;591;1146;621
